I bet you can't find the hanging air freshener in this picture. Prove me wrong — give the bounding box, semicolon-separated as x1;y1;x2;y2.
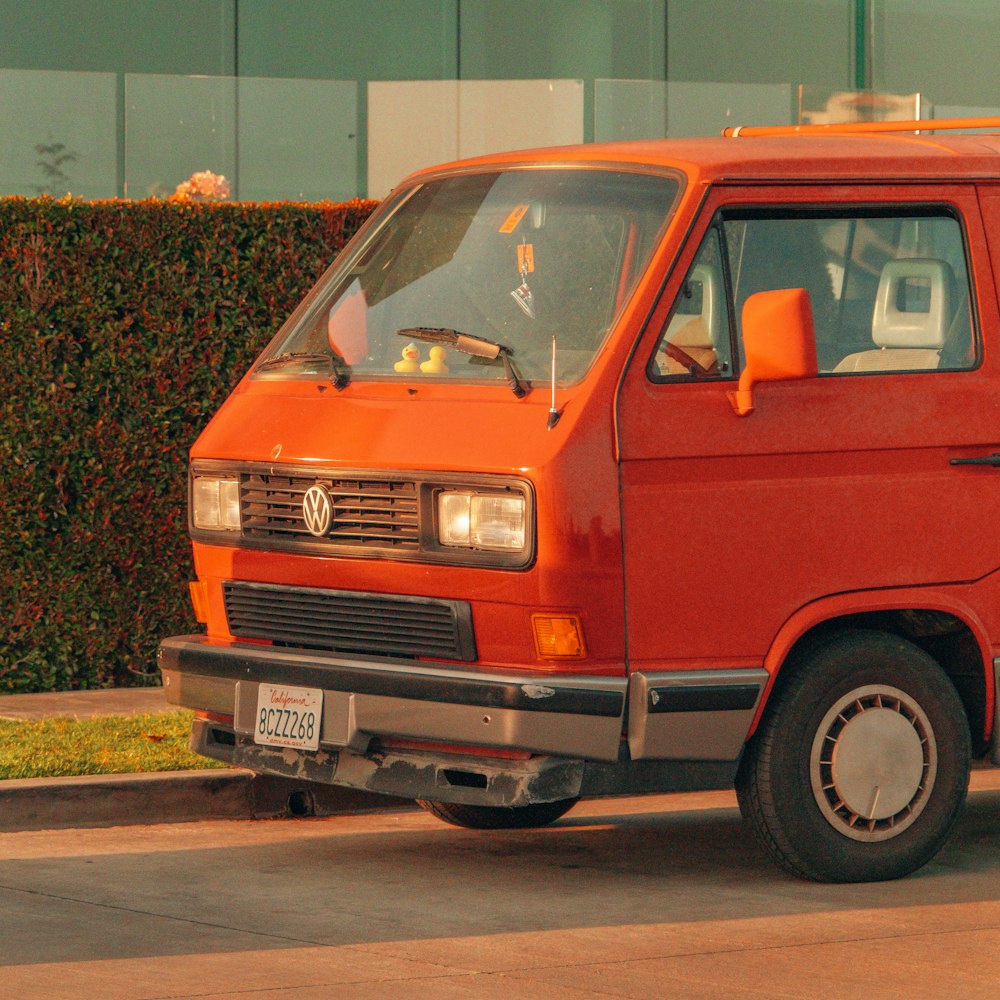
511;236;536;319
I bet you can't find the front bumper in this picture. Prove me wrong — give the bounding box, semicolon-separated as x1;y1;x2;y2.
158;635;767;804
158;635;628;762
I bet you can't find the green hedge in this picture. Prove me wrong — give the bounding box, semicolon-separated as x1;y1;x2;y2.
0;196;378;692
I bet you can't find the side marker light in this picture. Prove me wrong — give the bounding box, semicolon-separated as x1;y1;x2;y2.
532;614;587;659
188;580;210;624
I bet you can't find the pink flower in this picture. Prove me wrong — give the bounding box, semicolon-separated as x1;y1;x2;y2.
171;171;231;202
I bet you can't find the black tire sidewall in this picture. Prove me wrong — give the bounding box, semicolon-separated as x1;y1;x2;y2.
750;630;970;882
417;797;578;830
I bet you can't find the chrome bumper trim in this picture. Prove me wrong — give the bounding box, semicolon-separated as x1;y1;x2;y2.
627;668;768;760
159;635;627;762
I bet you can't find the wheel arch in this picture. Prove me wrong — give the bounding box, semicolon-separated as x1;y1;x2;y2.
751;592;993;756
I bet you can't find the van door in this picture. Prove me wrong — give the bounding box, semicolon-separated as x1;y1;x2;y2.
615;183;1000;760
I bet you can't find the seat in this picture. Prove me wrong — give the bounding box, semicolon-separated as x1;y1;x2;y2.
834;258;952;373
659;264;723;377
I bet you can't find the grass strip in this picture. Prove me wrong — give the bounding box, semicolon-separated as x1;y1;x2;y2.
0;710;228;780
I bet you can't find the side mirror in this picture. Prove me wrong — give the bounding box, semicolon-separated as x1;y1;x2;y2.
730;288;818;416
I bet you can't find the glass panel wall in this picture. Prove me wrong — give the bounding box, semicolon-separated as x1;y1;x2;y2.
934;105;1000;123
124;74;237;200
367;79;584;198
797;86;925;124
124;74;357;201
367;81;459;199
0;69;118;198
6;67;1000;204
594;80;793;142
234;77;357;202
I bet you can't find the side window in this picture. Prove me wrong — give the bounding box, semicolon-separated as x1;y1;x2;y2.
722;210;976;375
650;227;734;380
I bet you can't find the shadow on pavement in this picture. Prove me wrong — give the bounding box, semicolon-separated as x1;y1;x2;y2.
1;786;997;968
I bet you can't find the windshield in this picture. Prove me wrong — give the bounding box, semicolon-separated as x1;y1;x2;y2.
256;167;680;386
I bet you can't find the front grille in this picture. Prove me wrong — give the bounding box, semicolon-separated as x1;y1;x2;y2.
223;582;476;661
241;472;419;550
191;461;534;568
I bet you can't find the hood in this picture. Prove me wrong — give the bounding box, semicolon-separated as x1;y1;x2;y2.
192;376;593;475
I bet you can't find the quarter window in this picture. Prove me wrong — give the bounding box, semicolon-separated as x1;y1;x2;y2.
651;227;734;379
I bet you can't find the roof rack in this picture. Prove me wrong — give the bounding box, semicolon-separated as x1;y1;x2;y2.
722;115;1000;138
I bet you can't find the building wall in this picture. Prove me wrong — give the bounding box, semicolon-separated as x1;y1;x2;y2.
0;0;236;75
1;0;998;199
5;1;998;100
458;0;666;81
666;1;852;88
876;0;1000;108
237;0;458;80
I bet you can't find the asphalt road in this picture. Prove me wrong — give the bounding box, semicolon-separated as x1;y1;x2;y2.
3;775;1000;999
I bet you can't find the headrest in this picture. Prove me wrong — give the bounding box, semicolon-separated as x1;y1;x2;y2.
665;264;722;350
872;258;952;350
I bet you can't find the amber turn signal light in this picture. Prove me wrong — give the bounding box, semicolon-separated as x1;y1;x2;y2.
188;580;210;624
532;614;587;659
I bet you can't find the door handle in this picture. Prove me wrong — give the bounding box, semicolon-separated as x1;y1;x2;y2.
950;453;1000;467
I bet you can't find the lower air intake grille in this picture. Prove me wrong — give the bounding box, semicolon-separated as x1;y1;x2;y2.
223;582;476;662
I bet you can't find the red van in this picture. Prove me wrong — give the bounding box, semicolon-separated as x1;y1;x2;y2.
159;117;1000;882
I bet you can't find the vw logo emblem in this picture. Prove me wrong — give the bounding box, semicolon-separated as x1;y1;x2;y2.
302;484;333;537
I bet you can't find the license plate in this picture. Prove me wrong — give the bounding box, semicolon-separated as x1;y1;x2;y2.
254;683;322;751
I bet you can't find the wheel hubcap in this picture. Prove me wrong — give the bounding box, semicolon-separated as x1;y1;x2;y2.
810;684;936;842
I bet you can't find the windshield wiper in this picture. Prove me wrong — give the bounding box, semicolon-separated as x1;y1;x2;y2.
254;351;351;391
397;327;526;398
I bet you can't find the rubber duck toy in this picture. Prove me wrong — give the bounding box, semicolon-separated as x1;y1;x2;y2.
420;346;449;374
394;342;421;372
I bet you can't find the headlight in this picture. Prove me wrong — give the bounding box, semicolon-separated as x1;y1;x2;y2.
437;491;526;551
192;476;241;531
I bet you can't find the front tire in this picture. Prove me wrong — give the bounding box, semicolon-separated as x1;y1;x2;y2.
736;630;970;882
417;797;578;830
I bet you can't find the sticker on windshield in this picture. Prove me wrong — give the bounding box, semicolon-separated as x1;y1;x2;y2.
499;204;530;233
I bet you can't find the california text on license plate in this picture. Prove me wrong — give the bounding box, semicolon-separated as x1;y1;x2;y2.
254;683;323;751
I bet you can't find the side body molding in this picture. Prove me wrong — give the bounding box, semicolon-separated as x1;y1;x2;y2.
627;669;769;760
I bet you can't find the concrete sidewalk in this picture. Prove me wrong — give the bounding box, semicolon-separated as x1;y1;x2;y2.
5;780;1000;998
0;686;170;722
0;687;410;832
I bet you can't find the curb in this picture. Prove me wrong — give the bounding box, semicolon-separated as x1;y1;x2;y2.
0;769;414;832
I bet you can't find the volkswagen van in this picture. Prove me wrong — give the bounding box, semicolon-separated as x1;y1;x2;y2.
159;117;1000;881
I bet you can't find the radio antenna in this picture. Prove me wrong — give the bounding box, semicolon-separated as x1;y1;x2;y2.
546;336;561;430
